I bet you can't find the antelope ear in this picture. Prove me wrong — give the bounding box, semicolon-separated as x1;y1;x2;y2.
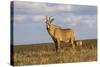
50;18;55;23
45;16;48;24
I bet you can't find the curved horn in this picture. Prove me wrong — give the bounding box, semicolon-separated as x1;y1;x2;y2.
46;16;54;24
49;16;52;21
50;16;55;23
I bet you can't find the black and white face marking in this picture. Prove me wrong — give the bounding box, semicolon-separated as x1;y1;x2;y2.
45;16;55;30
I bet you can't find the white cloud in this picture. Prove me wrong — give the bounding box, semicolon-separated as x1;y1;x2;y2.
14;14;97;29
62;15;97;28
14;1;97;26
32;15;45;22
14;15;46;23
14;1;73;13
14;15;28;22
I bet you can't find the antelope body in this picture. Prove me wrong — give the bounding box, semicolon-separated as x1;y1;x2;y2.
45;16;76;52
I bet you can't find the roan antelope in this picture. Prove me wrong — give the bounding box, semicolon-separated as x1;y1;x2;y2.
45;16;76;52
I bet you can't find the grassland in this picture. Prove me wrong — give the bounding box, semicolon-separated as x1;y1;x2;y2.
12;39;97;66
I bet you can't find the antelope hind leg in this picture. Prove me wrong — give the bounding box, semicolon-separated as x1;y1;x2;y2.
71;40;75;48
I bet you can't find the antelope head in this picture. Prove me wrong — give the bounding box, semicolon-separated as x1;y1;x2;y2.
45;16;55;29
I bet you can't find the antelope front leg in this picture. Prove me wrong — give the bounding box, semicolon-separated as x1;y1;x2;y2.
55;40;58;52
52;38;58;52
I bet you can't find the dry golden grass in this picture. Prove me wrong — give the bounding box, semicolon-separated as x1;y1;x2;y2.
11;39;97;66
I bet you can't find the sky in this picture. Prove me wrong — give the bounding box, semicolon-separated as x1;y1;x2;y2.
13;1;97;45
